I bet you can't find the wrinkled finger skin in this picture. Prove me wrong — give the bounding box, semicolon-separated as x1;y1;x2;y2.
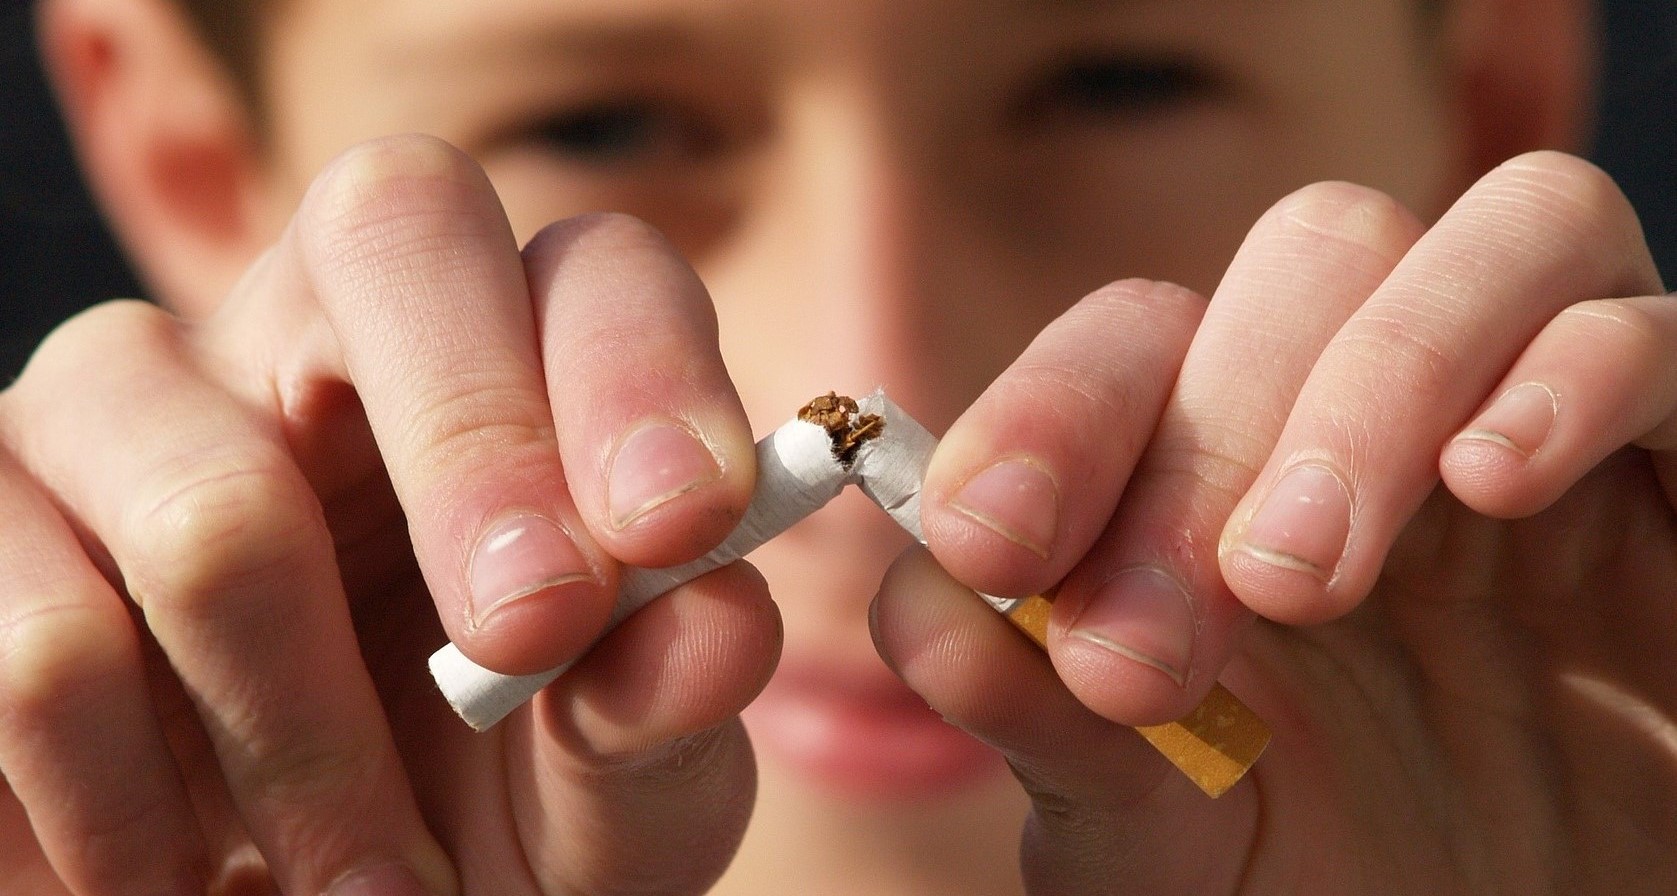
893;152;1677;894
0;136;776;896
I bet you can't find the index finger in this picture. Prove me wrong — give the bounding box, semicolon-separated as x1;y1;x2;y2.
272;136;753;675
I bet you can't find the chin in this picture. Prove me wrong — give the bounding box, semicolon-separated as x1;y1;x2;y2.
718;727;1031;896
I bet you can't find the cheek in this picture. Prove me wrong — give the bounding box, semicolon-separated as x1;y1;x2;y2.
1037;170;1264;299
1249;11;1458;218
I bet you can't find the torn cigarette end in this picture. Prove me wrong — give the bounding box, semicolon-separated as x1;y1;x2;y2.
799;391;885;467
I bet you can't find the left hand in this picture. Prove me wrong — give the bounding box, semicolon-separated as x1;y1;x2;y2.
871;150;1677;894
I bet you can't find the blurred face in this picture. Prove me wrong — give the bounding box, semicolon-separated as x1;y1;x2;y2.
242;0;1460;890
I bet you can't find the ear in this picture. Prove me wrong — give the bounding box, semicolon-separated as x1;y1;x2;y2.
36;0;272;318
1440;0;1598;181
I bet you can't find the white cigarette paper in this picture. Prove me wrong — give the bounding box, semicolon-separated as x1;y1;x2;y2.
430;413;848;730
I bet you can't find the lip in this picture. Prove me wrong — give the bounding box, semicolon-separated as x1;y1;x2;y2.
742;658;1008;800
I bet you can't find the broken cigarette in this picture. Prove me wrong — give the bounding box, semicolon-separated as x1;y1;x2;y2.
429;391;1269;796
429;414;847;730
844;393;1269;798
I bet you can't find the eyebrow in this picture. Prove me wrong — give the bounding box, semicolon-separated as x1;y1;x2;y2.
397;0;1153;67
1016;0;1147;8
396;6;727;71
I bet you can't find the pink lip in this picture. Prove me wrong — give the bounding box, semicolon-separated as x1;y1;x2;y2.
743;659;1007;799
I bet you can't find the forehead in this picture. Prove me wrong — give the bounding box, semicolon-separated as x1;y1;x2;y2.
264;0;1422;95
270;0;1318;55
259;0;1429;175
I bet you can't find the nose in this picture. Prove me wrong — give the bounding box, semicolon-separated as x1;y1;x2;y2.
694;93;995;646
703;92;1019;436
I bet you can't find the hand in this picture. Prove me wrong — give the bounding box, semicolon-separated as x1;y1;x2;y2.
0;135;778;895
872;151;1677;894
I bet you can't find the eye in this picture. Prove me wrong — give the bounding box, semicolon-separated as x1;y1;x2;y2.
529;98;722;167
1017;55;1217;125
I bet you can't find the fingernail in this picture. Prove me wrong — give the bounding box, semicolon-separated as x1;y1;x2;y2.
1068;565;1195;687
1233;462;1352;581
606;420;722;530
1453;381;1558;459
326;863;432;896
948;456;1059;559
467;512;596;630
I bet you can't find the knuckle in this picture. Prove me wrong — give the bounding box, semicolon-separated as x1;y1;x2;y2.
1493;150;1627;217
69;791;199;882
1080;277;1206;323
527;212;704;338
400;375;556;472
121;457;328;619
0;601;133;727
8;301;177;400
1003;357;1136;433
1265;181;1421;266
997;278;1204;436
1553;297;1671;351
297;134;495;277
1484;151;1646;262
589;721;738;783
993;355;1161;485
1333;306;1458;399
1133;419;1265;516
559;726;749;896
1031;277;1204;392
1012;758;1119;845
1271;180;1403;223
539;211;675;261
239;733;385;812
1021;784;1089;836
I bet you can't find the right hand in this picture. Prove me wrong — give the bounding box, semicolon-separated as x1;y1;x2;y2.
0;134;780;896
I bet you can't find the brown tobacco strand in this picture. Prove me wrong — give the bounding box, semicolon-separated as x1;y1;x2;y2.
798;392;884;466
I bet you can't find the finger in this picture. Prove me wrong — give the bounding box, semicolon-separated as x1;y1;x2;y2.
1441;293;1677;516
921;278;1207;599
870;547;1257;894
1047;182;1426;724
281;135;621;675
0;438;208;895
526;213;755;567
504;562;779;896
4;302;455;896
1220;152;1665;624
1;778;74;895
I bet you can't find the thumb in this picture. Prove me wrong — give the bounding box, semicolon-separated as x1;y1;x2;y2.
505;562;780;895
871;547;1258;895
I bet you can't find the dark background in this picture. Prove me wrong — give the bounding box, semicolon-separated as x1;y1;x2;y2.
3;1;1674;380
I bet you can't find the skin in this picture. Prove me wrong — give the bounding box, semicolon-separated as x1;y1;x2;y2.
2;0;1674;893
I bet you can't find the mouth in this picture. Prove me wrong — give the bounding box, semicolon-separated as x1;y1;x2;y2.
742;657;1008;800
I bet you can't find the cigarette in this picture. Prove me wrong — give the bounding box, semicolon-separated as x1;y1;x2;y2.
429;391;1269;797
846;393;1270;798
429;412;849;730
